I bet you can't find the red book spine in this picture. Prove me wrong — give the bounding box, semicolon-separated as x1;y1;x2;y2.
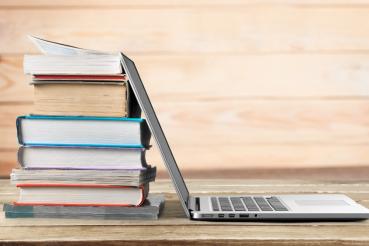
33;74;127;81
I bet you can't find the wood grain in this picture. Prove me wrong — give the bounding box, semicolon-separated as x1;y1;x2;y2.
0;150;16;178
0;179;369;245
1;7;369;54
3;0;369;7
177;166;369;181
1;0;369;176
3;54;369;103
3;100;369;147
1;100;369;170
3;178;369;199
0;225;368;244
2;143;369;176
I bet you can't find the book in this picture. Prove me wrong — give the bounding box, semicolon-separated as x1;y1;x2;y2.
14;183;149;207
18;146;148;170
17;115;151;148
11;167;156;186
24;54;123;75
30;74;141;118
3;194;165;220
9;36;158;216
23;37;142;117
33;74;127;81
32;82;135;117
28;35;103;56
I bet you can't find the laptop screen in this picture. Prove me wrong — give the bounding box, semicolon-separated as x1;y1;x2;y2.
121;54;191;218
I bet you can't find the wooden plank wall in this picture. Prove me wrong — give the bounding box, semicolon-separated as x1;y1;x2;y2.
1;0;369;176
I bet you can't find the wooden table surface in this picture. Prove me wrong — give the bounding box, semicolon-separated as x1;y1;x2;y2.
0;178;368;245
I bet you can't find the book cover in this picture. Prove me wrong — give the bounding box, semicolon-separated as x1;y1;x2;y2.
14;183;149;207
4;194;165;220
17;146;148;170
16;115;151;148
11;166;157;186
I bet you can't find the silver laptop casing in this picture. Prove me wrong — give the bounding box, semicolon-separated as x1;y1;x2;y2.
121;54;369;221
190;194;369;220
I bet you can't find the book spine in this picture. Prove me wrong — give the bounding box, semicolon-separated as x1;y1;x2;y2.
16;116;25;145
5;212;35;218
141;149;148;167
17;146;25;168
140;120;152;148
127;82;142;118
5;212;158;220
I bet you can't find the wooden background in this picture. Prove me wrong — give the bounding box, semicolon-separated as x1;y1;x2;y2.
1;0;369;177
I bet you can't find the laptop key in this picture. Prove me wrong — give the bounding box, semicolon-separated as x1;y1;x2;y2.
266;197;288;211
230;197;246;211
211;197;220;211
242;197;260;211
253;197;273;211
218;197;234;211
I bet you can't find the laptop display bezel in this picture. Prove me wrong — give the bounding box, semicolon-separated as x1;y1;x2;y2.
121;54;191;218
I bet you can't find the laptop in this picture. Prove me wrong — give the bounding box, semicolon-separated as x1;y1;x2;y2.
121;54;369;221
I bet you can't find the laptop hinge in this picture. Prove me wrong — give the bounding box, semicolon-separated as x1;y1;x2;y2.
188;196;200;211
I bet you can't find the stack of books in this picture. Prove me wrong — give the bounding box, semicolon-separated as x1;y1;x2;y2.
5;37;162;219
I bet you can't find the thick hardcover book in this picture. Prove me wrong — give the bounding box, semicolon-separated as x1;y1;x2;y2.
32;82;138;118
16;115;151;148
14;183;149;207
11;166;156;186
18;146;148;170
4;194;164;220
30;75;141;118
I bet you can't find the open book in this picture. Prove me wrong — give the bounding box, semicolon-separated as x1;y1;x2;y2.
24;36;141;117
25;36;122;75
28;35;104;55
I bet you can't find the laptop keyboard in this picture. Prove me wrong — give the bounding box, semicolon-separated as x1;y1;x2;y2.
211;196;288;212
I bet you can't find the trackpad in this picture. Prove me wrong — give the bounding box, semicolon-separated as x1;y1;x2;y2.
295;199;350;206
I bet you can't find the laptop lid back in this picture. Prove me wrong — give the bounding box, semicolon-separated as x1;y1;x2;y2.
120;54;191;218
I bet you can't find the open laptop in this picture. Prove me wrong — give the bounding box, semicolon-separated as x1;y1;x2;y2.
121;54;369;221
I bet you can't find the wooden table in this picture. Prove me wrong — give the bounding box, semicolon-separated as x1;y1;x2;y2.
0;179;368;245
